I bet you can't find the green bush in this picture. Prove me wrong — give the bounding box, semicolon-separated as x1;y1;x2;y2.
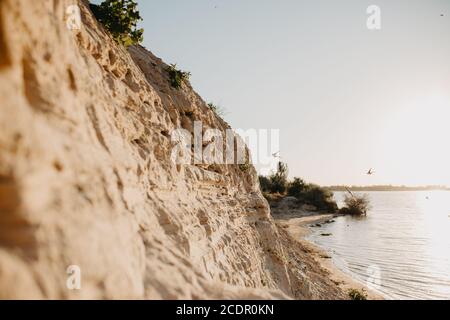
208;103;227;118
287;178;306;198
348;288;367;300
90;0;144;47
303;184;338;212
258;162;288;194
259;164;338;213
340;194;371;216
166;64;191;89
259;175;271;193
268;176;287;194
269;162;289;194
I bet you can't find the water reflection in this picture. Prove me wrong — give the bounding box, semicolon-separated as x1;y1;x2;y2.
307;191;450;300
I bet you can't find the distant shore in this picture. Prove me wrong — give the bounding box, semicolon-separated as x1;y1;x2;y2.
274;212;385;300
327;185;450;192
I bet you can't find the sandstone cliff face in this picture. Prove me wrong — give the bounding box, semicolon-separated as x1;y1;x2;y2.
0;0;344;299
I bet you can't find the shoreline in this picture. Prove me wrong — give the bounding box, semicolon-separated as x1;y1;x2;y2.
274;212;385;300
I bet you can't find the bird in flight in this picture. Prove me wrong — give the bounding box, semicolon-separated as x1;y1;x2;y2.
272;151;280;158
367;168;375;175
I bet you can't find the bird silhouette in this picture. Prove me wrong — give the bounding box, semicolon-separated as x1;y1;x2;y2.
272;151;280;158
367;168;375;175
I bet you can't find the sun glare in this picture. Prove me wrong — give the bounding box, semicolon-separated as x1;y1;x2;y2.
376;92;450;186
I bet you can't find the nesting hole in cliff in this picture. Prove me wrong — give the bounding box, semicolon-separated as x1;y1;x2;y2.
67;67;77;91
53;160;64;172
132;136;147;149
43;52;52;63
0;4;11;68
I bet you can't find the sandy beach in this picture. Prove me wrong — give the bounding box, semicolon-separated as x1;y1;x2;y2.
274;212;385;300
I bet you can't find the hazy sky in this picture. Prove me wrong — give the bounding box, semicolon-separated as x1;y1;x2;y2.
118;0;450;186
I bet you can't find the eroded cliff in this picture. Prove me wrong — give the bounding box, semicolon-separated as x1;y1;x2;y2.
0;0;345;299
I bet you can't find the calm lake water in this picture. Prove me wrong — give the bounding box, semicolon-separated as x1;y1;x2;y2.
307;191;450;300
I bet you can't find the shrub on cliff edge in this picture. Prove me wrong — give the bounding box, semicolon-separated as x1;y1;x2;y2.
348;288;367;300
90;0;144;47
208;103;227;118
166;64;191;89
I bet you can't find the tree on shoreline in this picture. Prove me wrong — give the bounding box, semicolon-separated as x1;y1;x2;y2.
259;162;288;194
340;193;371;216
